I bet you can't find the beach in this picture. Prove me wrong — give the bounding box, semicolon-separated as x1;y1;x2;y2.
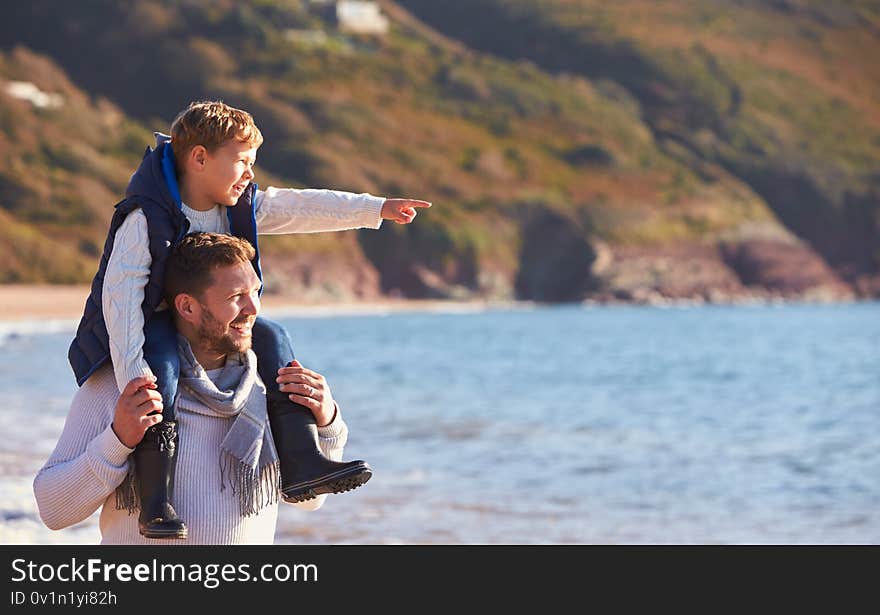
0;284;504;324
0;285;92;322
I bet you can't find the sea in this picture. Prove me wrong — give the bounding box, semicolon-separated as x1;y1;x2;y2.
1;301;877;544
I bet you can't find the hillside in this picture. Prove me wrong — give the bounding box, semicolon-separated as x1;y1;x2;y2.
0;0;877;303
398;0;880;297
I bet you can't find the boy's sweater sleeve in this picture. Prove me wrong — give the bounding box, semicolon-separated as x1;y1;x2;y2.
254;187;385;234
102;208;155;393
33;369;133;530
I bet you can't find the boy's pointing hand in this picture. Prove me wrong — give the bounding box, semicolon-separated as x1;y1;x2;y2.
381;198;432;224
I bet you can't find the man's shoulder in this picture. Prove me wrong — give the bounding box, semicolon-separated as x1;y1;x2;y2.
77;365;118;401
62;365;119;426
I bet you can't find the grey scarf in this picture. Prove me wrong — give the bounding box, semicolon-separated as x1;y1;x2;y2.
116;336;280;518
175;336;280;517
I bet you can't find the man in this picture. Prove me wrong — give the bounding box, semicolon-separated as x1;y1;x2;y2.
69;100;425;539
34;232;359;544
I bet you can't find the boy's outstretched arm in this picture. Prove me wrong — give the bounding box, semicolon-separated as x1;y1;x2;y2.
255;188;381;234
380;199;432;224
254;188;432;235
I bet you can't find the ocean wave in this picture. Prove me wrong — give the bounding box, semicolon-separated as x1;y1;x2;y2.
0;319;78;346
262;299;535;320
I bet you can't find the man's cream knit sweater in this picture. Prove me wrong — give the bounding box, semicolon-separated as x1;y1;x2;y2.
33;364;349;544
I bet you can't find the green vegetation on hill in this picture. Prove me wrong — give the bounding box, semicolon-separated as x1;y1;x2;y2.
0;0;877;300
399;0;880;281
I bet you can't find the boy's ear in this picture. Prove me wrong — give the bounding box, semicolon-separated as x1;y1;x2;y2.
173;292;201;325
187;145;208;172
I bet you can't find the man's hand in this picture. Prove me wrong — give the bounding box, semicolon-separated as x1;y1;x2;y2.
111;376;164;449
276;360;336;427
381;198;432;224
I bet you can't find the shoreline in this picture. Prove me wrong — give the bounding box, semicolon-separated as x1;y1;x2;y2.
0;284;528;325
0;284;93;322
0;284;872;328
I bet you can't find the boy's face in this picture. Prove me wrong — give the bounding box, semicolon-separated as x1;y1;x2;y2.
200;139;258;207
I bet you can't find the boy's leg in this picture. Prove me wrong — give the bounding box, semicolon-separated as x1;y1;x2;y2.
251;317;372;503
136;309;187;539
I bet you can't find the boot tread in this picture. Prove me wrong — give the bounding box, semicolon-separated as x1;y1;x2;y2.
282;467;372;503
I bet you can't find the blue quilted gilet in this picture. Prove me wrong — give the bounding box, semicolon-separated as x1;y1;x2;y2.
68;134;261;386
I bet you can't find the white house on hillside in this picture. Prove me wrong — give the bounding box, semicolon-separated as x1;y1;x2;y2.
336;1;389;35
4;81;64;109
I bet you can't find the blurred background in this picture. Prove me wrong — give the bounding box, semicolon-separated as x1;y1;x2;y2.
0;0;877;544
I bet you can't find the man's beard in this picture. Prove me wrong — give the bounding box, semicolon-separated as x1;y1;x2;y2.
197;304;252;356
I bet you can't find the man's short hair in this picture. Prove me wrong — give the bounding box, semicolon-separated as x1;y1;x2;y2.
170;100;264;172
164;232;257;306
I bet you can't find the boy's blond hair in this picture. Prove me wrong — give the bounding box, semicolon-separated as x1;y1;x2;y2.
170;100;264;173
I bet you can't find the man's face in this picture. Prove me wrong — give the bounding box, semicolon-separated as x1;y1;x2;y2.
195;261;261;356
201;139;258;207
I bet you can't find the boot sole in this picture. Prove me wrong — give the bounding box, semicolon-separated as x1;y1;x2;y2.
282;464;373;503
138;523;189;539
139;524;188;540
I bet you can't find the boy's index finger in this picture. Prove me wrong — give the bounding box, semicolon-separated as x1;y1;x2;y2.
410;200;432;208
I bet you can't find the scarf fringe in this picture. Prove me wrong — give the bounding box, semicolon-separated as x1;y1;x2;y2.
114;454;281;518
220;452;281;517
114;461;139;515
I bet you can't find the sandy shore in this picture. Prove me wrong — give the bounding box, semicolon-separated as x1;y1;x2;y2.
0;285;93;321
0;284;517;323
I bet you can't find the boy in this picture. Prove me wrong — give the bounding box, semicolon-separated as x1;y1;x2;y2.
68;100;431;539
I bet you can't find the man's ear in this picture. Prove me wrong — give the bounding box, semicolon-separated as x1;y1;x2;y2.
173;292;201;325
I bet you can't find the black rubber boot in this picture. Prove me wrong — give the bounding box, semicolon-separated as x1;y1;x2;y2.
133;421;188;539
268;402;372;503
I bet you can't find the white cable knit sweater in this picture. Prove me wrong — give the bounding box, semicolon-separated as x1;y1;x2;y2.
102;187;386;393
33;363;349;545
